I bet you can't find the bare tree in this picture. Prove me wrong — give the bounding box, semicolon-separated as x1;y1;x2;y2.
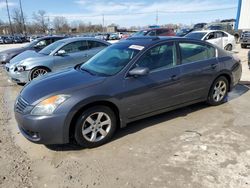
12;8;24;34
53;16;70;33
33;10;49;33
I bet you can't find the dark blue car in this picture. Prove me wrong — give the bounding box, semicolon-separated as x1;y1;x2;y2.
15;37;242;148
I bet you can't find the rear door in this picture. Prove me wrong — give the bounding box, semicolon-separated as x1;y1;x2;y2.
205;32;222;48
53;41;90;71
177;41;218;103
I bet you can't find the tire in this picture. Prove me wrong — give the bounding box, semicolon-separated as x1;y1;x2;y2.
29;67;48;81
74;106;117;148
207;76;229;106
225;44;232;51
241;44;246;49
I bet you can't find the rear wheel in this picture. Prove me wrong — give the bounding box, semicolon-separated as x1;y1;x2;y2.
74;106;117;148
29;67;48;81
225;44;232;51
207;76;229;106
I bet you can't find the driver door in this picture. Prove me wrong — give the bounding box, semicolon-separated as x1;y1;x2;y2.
121;42;182;119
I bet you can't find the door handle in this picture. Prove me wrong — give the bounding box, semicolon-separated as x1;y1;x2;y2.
211;64;217;69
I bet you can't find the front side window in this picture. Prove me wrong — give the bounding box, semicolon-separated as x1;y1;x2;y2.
179;42;215;64
135;42;177;71
61;41;88;54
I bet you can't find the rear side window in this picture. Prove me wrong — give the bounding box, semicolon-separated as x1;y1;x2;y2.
88;41;107;49
61;41;88;54
179;42;215;64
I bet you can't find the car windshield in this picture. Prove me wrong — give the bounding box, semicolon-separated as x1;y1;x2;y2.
185;32;207;40
24;38;40;48
80;44;141;76
39;40;66;55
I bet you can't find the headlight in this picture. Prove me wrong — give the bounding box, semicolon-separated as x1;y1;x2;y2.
31;95;70;115
16;65;26;72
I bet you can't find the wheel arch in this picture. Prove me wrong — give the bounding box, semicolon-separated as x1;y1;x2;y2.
68;100;121;143
28;66;51;81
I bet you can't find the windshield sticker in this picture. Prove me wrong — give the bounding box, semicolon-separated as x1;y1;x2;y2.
129;45;145;51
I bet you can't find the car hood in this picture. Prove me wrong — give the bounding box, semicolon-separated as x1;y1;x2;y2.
0;47;27;56
9;50;45;66
20;68;106;104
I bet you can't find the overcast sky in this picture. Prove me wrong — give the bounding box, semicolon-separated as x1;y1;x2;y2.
0;0;239;27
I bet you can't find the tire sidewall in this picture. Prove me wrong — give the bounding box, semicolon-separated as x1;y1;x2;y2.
207;76;229;106
74;106;117;148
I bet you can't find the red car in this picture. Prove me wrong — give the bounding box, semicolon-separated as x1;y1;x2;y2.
132;28;176;37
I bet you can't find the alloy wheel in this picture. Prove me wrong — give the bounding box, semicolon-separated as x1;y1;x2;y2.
82;112;111;142
31;68;48;80
213;80;227;102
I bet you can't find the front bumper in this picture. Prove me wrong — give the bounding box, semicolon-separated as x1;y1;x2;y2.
15;111;69;145
5;64;29;83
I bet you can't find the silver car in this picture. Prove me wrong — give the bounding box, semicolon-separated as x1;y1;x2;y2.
5;37;110;83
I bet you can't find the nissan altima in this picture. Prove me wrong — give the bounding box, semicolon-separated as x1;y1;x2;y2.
15;37;242;148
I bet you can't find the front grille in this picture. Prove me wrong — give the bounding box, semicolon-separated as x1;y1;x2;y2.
15;97;29;114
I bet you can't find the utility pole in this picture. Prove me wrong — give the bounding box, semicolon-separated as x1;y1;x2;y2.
5;0;13;36
19;0;26;35
102;14;105;33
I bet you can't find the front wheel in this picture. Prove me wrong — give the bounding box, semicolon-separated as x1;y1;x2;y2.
207;76;229;106
29;67;48;81
74;106;117;148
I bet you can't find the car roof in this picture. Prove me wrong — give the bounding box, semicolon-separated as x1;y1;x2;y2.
56;37;110;44
118;36;211;48
190;30;226;33
37;36;65;40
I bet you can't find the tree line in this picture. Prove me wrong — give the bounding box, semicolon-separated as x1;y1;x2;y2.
0;9;105;35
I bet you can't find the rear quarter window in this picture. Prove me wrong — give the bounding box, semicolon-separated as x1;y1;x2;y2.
179;42;216;64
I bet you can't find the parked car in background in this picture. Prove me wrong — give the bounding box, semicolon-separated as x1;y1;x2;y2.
132;28;175;37
3;36;13;44
13;36;23;43
6;37;110;84
176;28;192;37
0;36;4;44
185;30;235;51
109;33;120;40
248;50;250;68
0;36;65;64
206;23;240;42
14;37;241;147
192;23;207;31
240;31;250;48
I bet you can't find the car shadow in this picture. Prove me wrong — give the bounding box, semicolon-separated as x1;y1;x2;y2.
46;84;249;151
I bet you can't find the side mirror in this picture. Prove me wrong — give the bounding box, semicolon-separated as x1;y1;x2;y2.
129;67;149;77
56;50;66;56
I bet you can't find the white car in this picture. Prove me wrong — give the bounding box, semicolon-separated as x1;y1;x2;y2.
185;30;235;51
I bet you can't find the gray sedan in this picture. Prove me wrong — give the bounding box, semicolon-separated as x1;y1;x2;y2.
5;37;110;83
